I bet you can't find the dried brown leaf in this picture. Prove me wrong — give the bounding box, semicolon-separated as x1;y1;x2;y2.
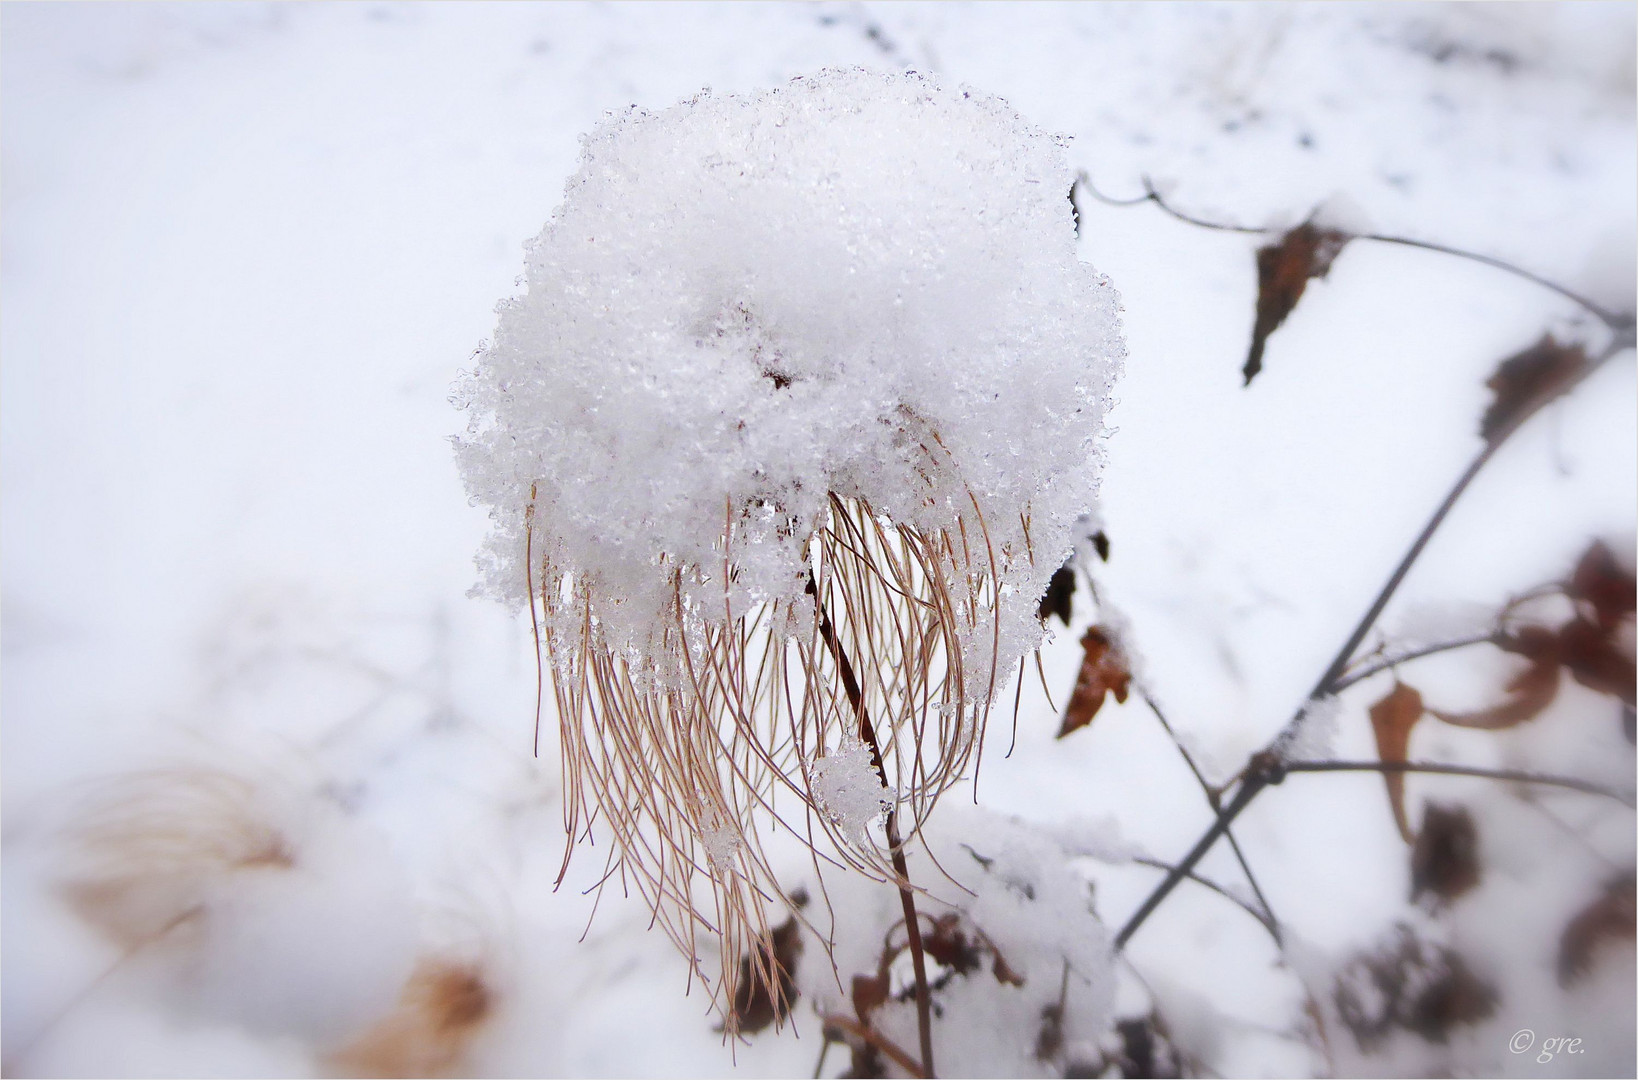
728;916;803;1036
992;952;1027;988
1038;563;1076;627
1034;1001;1065;1063
1334;925;1497;1051
1410;803;1481;905
1369;682;1425;843
1243;221;1352;385
850;972;890;1023
1111;1014;1184;1079
1569;541;1637;631
1431;626;1560;729
1056;626;1132;738
922;912;984;977
1558;617;1637;707
1558;872;1636;987
1479;334;1588;444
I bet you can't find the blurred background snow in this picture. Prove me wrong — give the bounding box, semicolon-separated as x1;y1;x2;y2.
2;3;1633;1076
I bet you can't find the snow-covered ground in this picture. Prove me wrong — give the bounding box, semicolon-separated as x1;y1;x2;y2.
3;3;1633;1077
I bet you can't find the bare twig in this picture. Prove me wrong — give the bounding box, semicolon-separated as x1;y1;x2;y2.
1129;856;1279;940
1282;760;1635;805
1079;171;1263;234
1137;688;1283;944
1078;172;1634;329
3;905;202;1074
809;575;937;1078
812;1033;833;1079
821;1014;929;1079
1078;563;1283;944
1114;334;1634;951
1299;334;1629;713
1114;766;1270;951
1331;632;1501;693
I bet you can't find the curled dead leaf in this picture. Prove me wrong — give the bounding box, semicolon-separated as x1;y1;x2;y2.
1334;925;1497;1051
1431;626;1561;729
1410;803;1481;906
1056;626;1132;738
1038;563;1076;627
728;916;803;1036
922;912;985;977
1035;1001;1065;1063
1109;1014;1185;1079
1568;540;1636;632
850;971;890;1023
1558;872;1636;987
1558;616;1636;707
1244;220;1352;385
1479;334;1588;444
1369;682;1425;843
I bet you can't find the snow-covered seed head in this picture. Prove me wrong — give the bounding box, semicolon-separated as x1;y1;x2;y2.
453;67;1124;1027
51;766;418;1044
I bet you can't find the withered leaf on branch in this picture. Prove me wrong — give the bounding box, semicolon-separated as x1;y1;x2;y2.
1057;625;1132;738
1410;803;1481;906
921;912;985;977
850;972;890;1023
1243;221;1352;385
1557;616;1637;707
728;916;802;1036
1558;872;1636;987
1334;925;1497;1051
1109;1014;1185;1079
920;912;1026;989
1478;334;1588;444
1091;529;1111;562
1034;1001;1065;1064
1431;626;1561;729
1038;563;1076;627
1369;682;1426;843
1569;540;1637;631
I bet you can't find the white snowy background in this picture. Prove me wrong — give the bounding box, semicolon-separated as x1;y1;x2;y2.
3;3;1634;1077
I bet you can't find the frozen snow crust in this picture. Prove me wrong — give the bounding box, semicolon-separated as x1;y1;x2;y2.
456;67;1123;683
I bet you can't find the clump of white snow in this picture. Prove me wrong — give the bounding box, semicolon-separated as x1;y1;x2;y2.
454;66;1124;686
810;741;890;840
792;803;1117;1077
1278;694;1341;763
698;817;744;876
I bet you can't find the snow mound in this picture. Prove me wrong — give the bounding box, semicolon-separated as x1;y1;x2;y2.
454;66;1124;680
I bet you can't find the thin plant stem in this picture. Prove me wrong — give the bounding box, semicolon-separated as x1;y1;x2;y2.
1114;772;1267;951
1282;761;1635;805
820;1015;929;1079
3;905;202;1074
1114;334;1634;951
812;1034;833;1079
1297;334;1628;717
1331;633;1501;693
1129;855;1278;940
809;575;937;1078
1079;172;1632;328
1136;687;1282;944
1079;565;1284;943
